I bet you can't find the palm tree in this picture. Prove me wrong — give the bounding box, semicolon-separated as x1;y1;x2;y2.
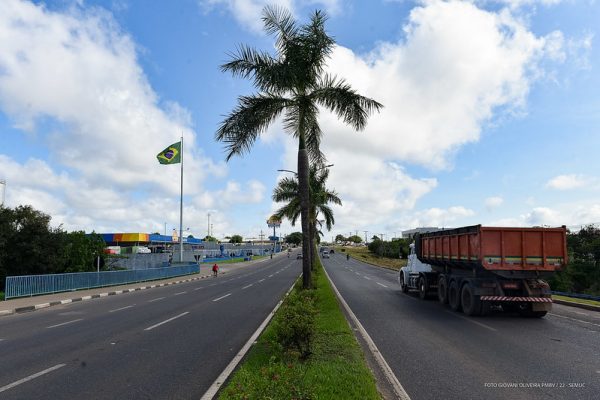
271;166;341;270
216;6;382;288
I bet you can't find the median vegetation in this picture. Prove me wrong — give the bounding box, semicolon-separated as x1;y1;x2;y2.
218;261;380;400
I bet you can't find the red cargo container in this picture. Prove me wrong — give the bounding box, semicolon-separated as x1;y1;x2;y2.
416;225;567;273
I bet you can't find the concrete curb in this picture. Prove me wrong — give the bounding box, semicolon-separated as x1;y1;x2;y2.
0;272;222;318
553;299;600;312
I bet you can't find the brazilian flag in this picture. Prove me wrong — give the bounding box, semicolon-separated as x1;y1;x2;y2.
157;141;181;164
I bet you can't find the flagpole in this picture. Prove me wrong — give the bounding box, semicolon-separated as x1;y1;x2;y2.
179;135;184;263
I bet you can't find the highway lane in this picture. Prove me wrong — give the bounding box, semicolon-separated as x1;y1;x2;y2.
323;253;600;400
0;255;300;399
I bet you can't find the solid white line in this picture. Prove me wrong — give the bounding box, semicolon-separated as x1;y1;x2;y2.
322;266;411;400
377;282;388;288
174;291;187;296
144;312;189;331
148;297;165;303
46;319;83;329
0;364;66;393
550;313;600;328
109;305;134;313
212;293;232;302
201;275;300;400
242;284;253;290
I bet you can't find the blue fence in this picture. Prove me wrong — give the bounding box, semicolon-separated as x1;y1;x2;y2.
4;264;199;300
551;291;600;302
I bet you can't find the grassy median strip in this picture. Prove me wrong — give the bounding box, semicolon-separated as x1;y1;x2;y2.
218;262;380;400
338;246;407;271
552;294;600;307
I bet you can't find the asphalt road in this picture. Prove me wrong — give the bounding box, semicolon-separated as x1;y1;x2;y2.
323;253;600;400
0;255;300;400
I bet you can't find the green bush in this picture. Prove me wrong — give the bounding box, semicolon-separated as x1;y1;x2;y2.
273;288;317;360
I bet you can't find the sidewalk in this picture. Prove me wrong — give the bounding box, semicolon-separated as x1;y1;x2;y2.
1;256;271;317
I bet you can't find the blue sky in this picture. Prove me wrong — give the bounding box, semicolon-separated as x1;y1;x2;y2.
0;0;599;241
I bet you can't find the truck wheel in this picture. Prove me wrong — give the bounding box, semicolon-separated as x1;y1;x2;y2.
449;280;461;311
400;272;409;294
461;283;481;316
418;276;428;300
438;276;448;304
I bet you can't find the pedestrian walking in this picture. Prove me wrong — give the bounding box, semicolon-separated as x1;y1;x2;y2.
212;263;219;277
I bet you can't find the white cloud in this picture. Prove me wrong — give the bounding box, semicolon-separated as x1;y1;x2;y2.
545;174;595;190
321;1;558;169
199;0;341;33
0;0;225;196
484;196;504;211
404;206;475;228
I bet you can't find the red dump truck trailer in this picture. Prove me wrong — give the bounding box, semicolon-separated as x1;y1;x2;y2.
399;225;567;317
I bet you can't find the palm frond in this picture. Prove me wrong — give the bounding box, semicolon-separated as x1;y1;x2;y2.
310;74;383;130
216;94;291;160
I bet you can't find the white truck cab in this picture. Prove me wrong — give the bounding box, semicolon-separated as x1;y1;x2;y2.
398;243;435;298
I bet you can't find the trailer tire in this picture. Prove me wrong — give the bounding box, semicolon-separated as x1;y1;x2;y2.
400;272;409;294
438;276;448;304
449;280;461;311
418;276;428;300
461;283;481;316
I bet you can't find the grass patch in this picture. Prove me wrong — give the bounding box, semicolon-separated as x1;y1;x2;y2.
0;291;4;301
552;294;600;307
337;246;407;271
219;262;380;400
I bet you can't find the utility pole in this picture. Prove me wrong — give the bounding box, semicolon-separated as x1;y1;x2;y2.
207;212;211;238
364;231;368;244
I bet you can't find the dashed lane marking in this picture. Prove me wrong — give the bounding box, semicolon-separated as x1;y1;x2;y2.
213;293;232;302
174;291;187;296
0;364;66;394
377;282;388;288
148;297;165;302
109;305;134;313
144;312;189;331
46;319;83;329
242;284;253;290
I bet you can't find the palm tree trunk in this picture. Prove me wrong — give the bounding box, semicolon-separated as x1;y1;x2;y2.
309;218;316;271
298;135;312;289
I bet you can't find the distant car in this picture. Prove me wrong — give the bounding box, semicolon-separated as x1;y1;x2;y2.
322;251;330;259
296;253;303;259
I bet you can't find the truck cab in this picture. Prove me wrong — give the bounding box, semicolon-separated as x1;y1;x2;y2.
398;243;437;299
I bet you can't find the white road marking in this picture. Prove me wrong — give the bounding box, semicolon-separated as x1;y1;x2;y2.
550;313;600;328
355;272;360;276
377;282;388;288
364;276;372;280
46;319;83;329
148;297;165;302
109;305;134;313
574;311;587;316
445;311;497;332
0;364;66;394
144;312;189;331
242;284;253;290
258;279;265;283
193;287;203;291
174;291;187;296
269;274;274;278
213;294;232;302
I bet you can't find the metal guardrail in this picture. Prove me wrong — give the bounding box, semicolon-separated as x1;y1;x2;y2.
4;264;199;300
551;291;600;302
